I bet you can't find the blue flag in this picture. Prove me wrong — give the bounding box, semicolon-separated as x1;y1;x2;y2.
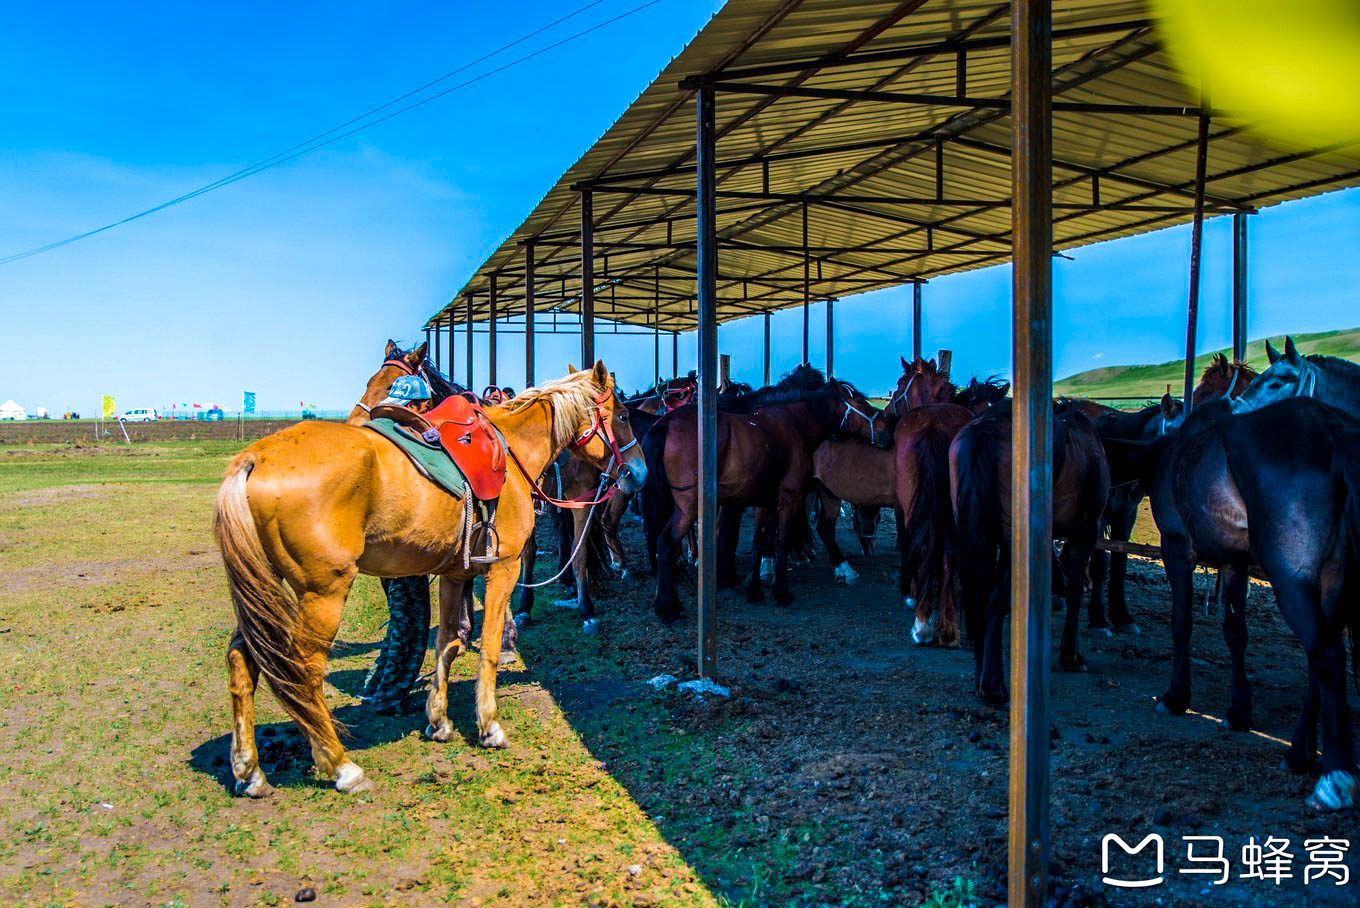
243;391;256;414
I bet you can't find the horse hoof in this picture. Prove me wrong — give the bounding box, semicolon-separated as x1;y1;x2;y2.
513;611;532;629
1114;622;1141;636
1156;692;1188;715
833;562;860;585
233;771;273;799
977;685;1008;707
1306;770;1357;812
582;618;599;636
480;722;508;749
759;558;775;582
911;614;935;646
335;762;371;794
1059;653;1086;672
425;721;456;743
1224;705;1253;732
1091;626;1113;639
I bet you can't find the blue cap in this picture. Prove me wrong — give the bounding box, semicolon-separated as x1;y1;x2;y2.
381;375;432;404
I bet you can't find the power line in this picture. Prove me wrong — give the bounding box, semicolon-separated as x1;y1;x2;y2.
1;0;663;267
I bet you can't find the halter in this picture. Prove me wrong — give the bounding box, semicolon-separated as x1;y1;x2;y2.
887;373;918;417
505;388;637;509
838;392;880;447
352;358;422;416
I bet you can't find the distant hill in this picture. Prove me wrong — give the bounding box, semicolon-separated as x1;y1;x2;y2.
1053;327;1360;401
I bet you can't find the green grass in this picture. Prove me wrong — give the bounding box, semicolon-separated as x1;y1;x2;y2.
1053;325;1360;401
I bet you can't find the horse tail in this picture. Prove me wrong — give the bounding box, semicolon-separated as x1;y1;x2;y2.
641;414;675;572
901;422;959;641
1332;433;1360;683
214;454;335;742
951;416;1003;646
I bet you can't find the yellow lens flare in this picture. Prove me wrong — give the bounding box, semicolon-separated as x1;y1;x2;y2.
1151;0;1360;151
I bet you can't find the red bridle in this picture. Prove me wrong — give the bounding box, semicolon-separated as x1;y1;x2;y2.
506;388;638;509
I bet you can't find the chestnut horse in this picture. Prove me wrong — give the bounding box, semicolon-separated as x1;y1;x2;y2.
643;367;888;618
951;399;1110;704
214;363;645;796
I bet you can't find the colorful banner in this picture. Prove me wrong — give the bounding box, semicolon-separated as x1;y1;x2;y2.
243;391;256;414
101;396;115;419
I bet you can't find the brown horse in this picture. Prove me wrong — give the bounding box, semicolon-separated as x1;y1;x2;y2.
214;362;645;796
643;368;888;617
811;356;955;585
890;358;979;647
628;374;697;416
951;399;1111;704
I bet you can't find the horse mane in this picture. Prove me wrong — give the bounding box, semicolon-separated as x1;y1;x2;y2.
501;370;602;450
720;364;827;413
1091;402;1164;440
1200;352;1256;384
1306;352;1360;382
952;375;1009;409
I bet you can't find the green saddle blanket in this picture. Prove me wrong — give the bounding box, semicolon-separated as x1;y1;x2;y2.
364;418;467;499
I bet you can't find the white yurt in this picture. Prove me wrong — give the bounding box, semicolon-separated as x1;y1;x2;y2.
0;400;28;420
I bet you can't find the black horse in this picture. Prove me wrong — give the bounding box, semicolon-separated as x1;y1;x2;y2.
951;399;1110;704
1147;393;1360;811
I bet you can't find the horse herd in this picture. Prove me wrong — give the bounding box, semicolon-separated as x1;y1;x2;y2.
215;336;1360;814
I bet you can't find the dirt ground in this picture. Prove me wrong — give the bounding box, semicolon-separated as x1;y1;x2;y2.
2;441;1357;906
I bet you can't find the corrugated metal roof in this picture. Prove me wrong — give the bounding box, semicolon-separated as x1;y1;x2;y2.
427;0;1360;331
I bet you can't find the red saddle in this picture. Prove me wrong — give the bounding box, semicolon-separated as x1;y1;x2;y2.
418;395;507;500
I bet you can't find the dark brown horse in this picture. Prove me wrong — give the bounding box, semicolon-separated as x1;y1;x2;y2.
643;367;888;619
890;357;978;647
951;399;1110;704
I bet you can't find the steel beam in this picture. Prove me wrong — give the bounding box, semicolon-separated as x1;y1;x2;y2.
802;202;810;363
1232;213;1248;362
1010;2;1053;905
1182;113;1211;412
826;299;834;377
913;281;923;360
465;293;474;390
432;323;440;373
524;246;536;388
581;189;596;365
695;85;719;681
763;311;771;385
488;272;498;388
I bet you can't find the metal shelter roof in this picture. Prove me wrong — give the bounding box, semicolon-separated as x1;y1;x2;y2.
427;0;1360;333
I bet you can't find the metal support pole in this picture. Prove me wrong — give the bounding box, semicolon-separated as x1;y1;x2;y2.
524;245;536;388
488;273;498;388
826;299;834;377
654;266;661;381
1182;112;1212;411
802;201;810;363
763;312;771;386
424;327;432;361
673;330;679;376
695;84;719;681
447;319;455;382
912;281;923;361
432;323;440;371
1232;212;1248;362
580;189;596;365
1010;2;1053;906
465;293;474;390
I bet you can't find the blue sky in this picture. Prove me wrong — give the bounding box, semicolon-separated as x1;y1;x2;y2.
2;1;1358;413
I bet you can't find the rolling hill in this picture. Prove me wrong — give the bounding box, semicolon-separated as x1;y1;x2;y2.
1053;326;1360;401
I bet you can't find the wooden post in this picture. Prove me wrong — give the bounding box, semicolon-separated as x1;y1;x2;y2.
937;349;953;375
1182;112;1211;411
524;245;536;388
1010;2;1053;905
695;84;719;680
720;353;731;385
1232;212;1248;362
581;189;596;365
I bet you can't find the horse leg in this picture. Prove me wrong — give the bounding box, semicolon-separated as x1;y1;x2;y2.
573;509;598;635
977;541;1010;705
227;630;271;797
426;577;468;743
1106;500;1141;633
474;557;521;749
292;587;369;793
1219;565;1253;731
1287;675;1320;774
771;490;800;606
757;509;776;582
716;505;744;589
653;507;691;624
515;536;536;627
814;485;856;584
743;508;768;603
1059;529;1097;671
603;497;629;577
1157;537;1197;715
1087;543;1110;634
855;506;879;556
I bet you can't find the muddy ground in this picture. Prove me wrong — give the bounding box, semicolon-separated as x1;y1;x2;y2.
518;505;1360;907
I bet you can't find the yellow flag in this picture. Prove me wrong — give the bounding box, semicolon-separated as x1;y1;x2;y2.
101;396;115;419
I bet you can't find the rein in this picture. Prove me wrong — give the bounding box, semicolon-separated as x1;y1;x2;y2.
353;358;423;416
504;389;634;509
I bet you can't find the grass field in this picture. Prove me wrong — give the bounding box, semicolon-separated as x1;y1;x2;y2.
1052;326;1360;401
0;441;733;906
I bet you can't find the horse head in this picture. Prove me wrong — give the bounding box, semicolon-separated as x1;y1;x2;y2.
348;340;430;424
563;361;647;494
1192;352;1259;408
1231;336;1316;414
828;379;891;448
888;355;955;418
954;375;1011;414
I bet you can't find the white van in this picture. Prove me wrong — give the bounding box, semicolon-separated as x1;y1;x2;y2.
121;408;159;422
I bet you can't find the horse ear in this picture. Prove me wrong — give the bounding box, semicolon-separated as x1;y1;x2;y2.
1160;393;1177;420
901;355;909;371
1265;339;1281;364
411;341;428;363
592;360;611;387
1284;335;1302;364
385;339;400;358
567;362;578;374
